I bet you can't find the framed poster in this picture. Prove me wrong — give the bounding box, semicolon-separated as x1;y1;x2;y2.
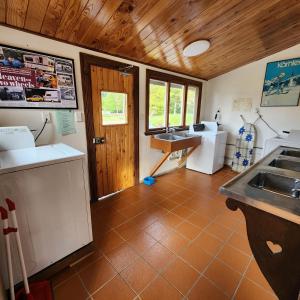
0;44;78;109
261;58;300;107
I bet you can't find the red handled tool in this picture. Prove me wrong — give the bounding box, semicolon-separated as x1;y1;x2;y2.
0;199;52;300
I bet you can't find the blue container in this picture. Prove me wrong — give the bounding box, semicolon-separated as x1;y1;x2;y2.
143;176;155;186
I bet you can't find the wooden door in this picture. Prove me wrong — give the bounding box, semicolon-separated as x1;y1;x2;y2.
91;65;136;197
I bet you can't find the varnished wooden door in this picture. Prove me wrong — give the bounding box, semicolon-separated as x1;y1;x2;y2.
91;65;136;197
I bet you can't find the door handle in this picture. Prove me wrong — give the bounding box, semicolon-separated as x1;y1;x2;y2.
93;137;105;144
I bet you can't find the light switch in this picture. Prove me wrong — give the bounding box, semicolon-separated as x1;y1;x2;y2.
75;111;83;122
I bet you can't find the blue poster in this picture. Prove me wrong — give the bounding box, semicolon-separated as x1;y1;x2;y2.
261;58;300;107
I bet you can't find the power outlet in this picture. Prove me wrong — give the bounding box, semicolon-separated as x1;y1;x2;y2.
42;112;51;123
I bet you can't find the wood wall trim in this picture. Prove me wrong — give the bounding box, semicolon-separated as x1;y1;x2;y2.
80;53;140;202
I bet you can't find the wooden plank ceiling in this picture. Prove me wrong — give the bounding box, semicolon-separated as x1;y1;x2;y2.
1;0;300;79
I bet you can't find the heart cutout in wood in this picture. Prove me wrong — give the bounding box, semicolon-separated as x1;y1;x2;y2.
266;240;282;254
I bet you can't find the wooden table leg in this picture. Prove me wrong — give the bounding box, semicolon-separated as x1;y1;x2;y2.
177;146;198;167
150;152;171;177
226;198;300;300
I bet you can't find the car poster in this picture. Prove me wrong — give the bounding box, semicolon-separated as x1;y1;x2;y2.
0;44;78;109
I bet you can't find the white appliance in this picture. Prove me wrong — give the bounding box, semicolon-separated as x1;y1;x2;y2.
186;121;227;174
0;142;92;288
263;130;300;156
0;126;35;151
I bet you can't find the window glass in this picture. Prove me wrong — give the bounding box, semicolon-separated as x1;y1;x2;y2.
149;79;167;129
185;86;199;125
101;91;127;125
169;83;184;126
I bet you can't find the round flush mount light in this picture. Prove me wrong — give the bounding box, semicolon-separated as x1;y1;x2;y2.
183;40;210;57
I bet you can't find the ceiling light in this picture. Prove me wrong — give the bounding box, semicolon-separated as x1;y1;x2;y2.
183;40;210;57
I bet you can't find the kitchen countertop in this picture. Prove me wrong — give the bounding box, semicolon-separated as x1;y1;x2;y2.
220;146;300;225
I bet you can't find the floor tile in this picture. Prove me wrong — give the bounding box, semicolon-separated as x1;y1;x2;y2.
140;275;183;300
175;221;201;240
157;198;179;210
115;219;144;240
105;242;139;272
214;211;242;230
79;257;117;293
217;244;251;274
142;242;176;271
51;267;76;288
188;276;229;300
120;257;157;293
180;243;213;273
160;212;184;228
192;232;223;256
73;250;103;273
187;212;211;229
162;257;199;295
204;222;232;242
93;275;136;300
171;205;194;219
54;275;88;300
205;259;241;297
127;231;157;254
94;230;125;254
145;221;171;241
245;260;274;292
83;168;241;299
235;277;277;300
159;231;189;255
227;232;252;256
169;190;195;204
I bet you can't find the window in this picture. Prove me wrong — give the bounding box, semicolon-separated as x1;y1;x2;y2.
169;83;184;127
185;86;199;126
149;80;167;129
146;70;202;134
101;91;127;125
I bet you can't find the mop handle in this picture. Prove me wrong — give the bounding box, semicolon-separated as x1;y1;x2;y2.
0;207;15;300
5;199;30;295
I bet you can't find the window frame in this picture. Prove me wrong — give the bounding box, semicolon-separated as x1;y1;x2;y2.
145;69;202;135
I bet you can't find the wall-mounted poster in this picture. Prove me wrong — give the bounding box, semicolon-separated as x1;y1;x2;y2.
0;44;78;109
261;58;300;107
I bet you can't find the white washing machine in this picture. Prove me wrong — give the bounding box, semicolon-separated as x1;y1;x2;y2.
263;130;300;157
186;122;227;174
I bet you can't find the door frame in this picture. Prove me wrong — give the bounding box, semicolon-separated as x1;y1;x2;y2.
80;53;139;202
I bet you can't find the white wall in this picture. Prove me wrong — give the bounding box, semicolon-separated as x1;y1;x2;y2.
0;25;206;192
203;44;300;165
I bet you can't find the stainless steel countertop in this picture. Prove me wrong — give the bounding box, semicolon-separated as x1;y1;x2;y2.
220;146;300;225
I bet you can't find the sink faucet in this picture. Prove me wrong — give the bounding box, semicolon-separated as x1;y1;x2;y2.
166;127;175;134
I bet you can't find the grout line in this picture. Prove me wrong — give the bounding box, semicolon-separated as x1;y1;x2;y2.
86;171;239;298
231;256;254;299
185;230;236;298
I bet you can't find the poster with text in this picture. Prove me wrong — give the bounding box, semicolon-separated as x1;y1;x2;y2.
0;45;78;109
261;58;300;107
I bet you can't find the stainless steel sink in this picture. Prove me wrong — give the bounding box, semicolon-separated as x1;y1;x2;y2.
281;150;300;158
173;132;197;138
269;159;300;172
248;172;300;198
155;133;185;141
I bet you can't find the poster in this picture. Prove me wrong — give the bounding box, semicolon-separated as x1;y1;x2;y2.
0;44;78;109
261;58;300;107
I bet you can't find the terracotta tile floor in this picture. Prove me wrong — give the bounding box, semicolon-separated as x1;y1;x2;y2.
50;168;278;299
